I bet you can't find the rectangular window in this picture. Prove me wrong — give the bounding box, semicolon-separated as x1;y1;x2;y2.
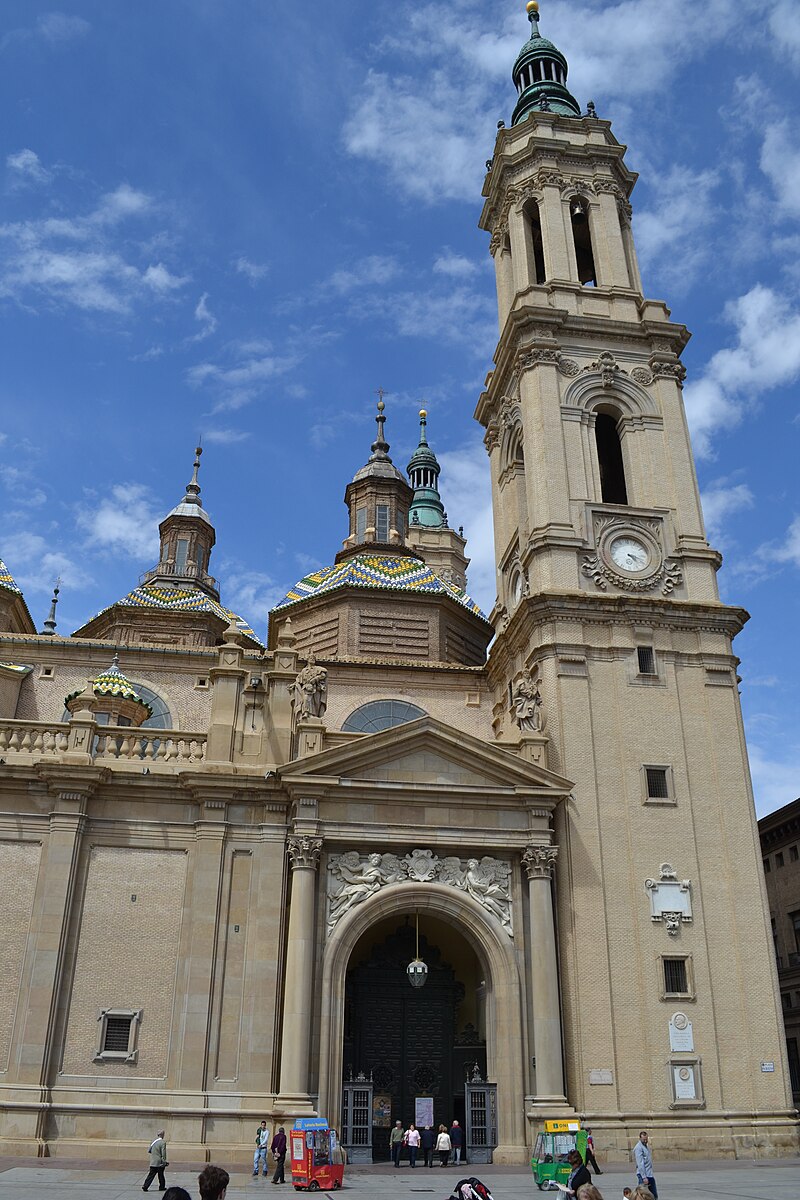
792;911;800;954
94;1008;142;1063
787;1038;800;1096
637;646;656;675
777;852;785;868
646;767;670;800
792;846;799;862
663;957;688;995
175;538;189;573
355;507;367;540
376;504;389;542
764;858;771;873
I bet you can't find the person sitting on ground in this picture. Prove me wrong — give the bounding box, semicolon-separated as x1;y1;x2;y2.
163;1190;192;1200
198;1164;230;1200
577;1185;604;1200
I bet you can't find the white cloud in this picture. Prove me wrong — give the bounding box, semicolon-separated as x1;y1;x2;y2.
36;12;91;43
3;530;85;594
684;284;800;457
310;423;335;450
760;118;800;217
438;437;496;614
202;428;251;445
771;515;800;568
192;292;218;339
187;343;298;412
634;166;720;287
365;285;495;349
700;482;754;542
6;148;52;187
768;0;800;68
327;255;401;294
234;256;268;283
0;182;184;315
77;484;161;560
749;738;800;817
433;251;481;279
223;570;287;630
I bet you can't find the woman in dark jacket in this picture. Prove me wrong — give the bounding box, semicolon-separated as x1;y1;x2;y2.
564;1149;592;1196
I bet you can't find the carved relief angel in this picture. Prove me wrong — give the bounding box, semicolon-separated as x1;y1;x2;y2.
463;857;513;931
327;851;385;926
379;853;407;885
438;857;466;888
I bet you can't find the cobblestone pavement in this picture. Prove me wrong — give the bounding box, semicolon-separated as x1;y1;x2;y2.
0;1158;799;1199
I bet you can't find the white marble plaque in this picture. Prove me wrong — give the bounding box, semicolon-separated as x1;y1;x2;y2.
588;1068;613;1085
669;1012;694;1052
673;1064;697;1100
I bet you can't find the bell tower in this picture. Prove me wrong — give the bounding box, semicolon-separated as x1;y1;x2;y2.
477;0;796;1151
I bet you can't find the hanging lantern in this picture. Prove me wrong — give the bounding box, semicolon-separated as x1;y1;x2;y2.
406;910;428;989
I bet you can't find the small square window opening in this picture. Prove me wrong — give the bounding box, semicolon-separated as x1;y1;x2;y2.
637;646;656;675
663;957;688;995
646;767;670;800
94;1007;142;1063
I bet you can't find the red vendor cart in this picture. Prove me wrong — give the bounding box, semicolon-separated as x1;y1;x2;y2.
290;1118;344;1191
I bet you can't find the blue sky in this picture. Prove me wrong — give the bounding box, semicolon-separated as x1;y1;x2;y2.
1;1;799;815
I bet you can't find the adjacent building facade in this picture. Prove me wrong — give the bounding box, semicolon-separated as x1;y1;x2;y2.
760;798;800;1105
0;0;795;1166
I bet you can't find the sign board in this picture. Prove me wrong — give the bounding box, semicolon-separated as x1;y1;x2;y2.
669;1013;694;1053
415;1097;434;1128
372;1094;392;1127
588;1068;613;1085
761;1061;775;1073
544;1119;581;1133
293;1118;329;1131
672;1064;697;1100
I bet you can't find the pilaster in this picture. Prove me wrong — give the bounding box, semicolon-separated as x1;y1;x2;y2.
522;844;570;1112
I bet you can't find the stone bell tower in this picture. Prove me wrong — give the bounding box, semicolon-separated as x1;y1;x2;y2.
476;0;796;1154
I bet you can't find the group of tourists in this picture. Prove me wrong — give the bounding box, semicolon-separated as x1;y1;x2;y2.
390;1118;464;1167
559;1129;658;1200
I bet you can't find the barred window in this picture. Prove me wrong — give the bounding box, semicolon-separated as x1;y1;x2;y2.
637;646;656;675
646;767;670;800
95;1008;142;1063
663;958;688;995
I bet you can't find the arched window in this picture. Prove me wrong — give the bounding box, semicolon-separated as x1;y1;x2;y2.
595;411;628;505
523;199;546;285
342;699;426;734
570;197;597;286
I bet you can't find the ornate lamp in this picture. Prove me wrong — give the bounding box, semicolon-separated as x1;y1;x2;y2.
406;911;428;989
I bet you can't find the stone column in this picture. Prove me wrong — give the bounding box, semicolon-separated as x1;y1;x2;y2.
522;844;567;1105
276;833;322;1112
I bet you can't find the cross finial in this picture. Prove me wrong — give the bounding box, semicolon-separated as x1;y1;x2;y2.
41;578;61;636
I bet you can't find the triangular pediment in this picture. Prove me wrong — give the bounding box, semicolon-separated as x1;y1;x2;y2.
281;715;572;797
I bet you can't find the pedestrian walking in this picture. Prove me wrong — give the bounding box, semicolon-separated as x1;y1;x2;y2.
421;1124;435;1167
390;1120;404;1167
450;1119;463;1165
436;1124;452;1166
142;1128;168;1192
271;1125;287;1184
585;1128;602;1174
633;1131;658;1199
406;1122;421;1166
564;1148;592;1196
253;1119;269;1176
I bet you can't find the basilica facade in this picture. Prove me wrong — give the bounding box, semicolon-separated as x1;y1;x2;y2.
0;1;795;1166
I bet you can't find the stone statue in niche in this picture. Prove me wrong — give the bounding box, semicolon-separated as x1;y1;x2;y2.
291;653;328;720
511;671;543;732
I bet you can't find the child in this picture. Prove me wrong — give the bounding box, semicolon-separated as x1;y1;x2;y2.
623;1189;632;1200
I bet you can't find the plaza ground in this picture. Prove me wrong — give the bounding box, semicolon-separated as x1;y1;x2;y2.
0;1157;798;1199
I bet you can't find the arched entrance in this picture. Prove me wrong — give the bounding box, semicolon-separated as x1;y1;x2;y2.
343;913;486;1160
316;882;527;1160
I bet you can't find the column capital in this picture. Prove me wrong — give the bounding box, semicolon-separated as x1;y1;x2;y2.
287;834;323;871
522;843;559;880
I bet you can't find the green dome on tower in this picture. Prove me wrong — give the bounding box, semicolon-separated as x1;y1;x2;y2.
511;0;581;124
407;410;447;529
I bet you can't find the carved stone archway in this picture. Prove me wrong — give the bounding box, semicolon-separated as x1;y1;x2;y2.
316;881;527;1162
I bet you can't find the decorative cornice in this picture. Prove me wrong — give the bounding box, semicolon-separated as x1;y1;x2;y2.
522;844;559;880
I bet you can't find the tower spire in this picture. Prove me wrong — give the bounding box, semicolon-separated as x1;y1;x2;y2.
511;0;581;124
407;409;447;529
183;444;203;507
41;580;60;636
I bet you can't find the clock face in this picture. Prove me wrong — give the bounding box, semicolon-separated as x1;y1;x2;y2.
609;535;651;573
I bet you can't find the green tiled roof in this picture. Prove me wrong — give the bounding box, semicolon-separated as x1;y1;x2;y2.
87;583;263;646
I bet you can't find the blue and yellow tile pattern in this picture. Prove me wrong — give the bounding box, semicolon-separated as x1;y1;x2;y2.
274;553;487;618
0;557;22;595
91;584;263;646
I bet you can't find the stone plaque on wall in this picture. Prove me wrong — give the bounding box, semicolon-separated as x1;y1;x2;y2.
588;1068;613;1085
669;1012;694;1052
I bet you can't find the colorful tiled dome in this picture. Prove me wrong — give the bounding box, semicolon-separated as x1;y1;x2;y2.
274;553;487;619
91;656;150;708
0;557;22;594
87;583;263;646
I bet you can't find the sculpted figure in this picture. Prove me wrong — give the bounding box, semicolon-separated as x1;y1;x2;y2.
291;653;328;720
328;851;385;926
463;857;512;931
511;671;543;732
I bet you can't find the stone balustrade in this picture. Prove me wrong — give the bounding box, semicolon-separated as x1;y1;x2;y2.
0;721;206;765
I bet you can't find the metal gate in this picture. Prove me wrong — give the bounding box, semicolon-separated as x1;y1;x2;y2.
341;1072;373;1164
464;1071;497;1164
